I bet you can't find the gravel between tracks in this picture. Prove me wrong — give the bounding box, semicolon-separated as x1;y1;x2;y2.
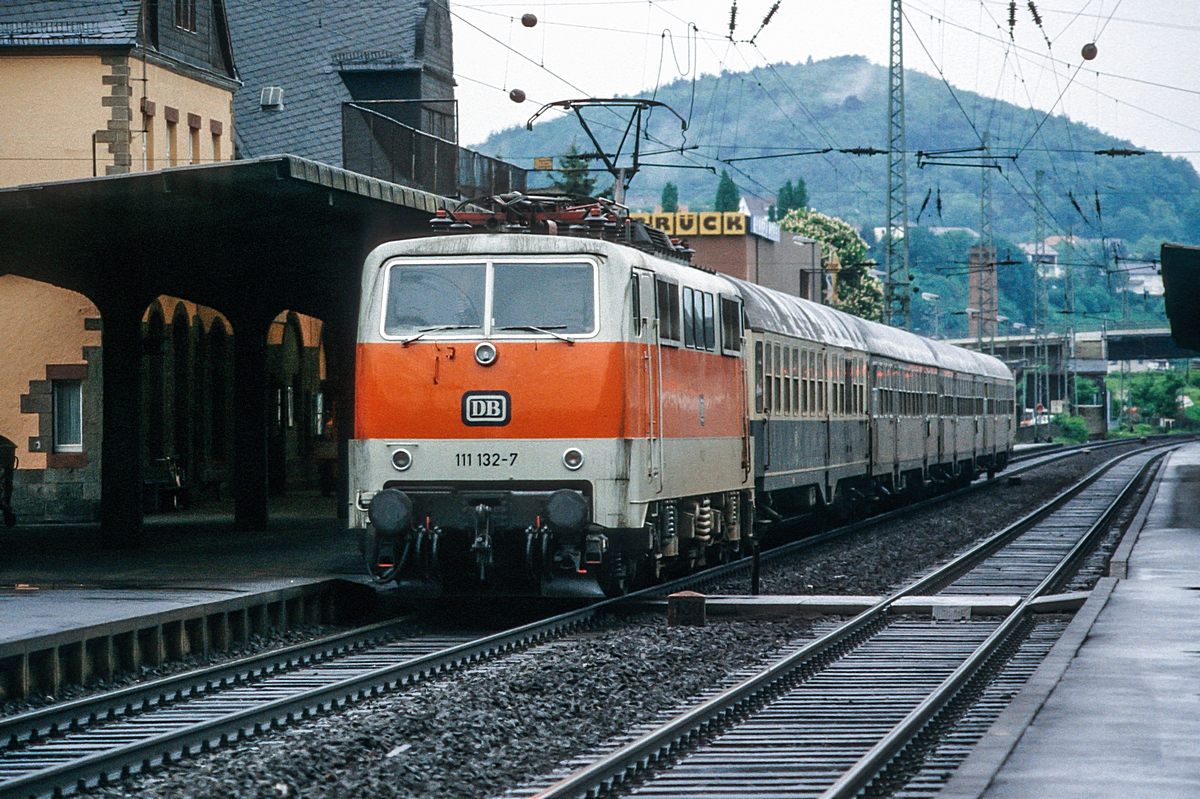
77;445;1140;798
707;443;1146;597
90;614;813;799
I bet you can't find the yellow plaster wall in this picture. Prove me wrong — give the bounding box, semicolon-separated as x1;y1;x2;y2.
0;53;234;187
0;56;111;187
132;59;233;170
0;275;101;468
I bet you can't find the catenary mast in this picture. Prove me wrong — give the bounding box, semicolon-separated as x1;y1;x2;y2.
884;0;912;329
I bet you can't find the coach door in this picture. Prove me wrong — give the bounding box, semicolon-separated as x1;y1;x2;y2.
635;269;664;492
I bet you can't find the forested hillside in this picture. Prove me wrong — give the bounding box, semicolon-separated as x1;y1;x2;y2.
476;55;1200;260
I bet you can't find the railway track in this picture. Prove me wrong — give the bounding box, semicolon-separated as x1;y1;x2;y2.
666;435;1170;597
520;443;1171;799
0;439;1173;799
0;611;600;799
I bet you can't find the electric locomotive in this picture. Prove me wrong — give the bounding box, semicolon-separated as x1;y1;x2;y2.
350;195;1014;597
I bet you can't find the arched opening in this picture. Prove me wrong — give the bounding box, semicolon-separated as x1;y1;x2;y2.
141;297;234;512
264;310;330;507
0;275;102;523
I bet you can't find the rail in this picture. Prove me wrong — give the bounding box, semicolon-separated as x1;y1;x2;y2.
530;442;1172;799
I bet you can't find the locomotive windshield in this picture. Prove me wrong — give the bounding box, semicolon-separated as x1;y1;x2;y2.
383;263;486;336
382;260;595;337
492;262;594;334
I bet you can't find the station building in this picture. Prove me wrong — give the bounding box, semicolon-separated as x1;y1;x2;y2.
1;0;469;525
0;0;238;521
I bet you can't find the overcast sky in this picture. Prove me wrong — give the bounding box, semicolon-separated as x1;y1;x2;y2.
449;0;1200;173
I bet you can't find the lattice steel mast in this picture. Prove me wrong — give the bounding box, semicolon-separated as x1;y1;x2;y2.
884;0;912;329
979;132;996;353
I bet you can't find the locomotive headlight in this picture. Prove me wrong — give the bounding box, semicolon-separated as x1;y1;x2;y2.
475;342;498;366
562;447;584;471
391;448;413;471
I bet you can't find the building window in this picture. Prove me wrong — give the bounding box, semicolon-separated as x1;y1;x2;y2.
190;126;200;164
212;131;222;162
53;380;83;453
167;120;177;166
174;0;197;32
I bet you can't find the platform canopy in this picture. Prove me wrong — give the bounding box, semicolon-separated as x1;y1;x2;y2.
0;154;456;323
0;155;456;542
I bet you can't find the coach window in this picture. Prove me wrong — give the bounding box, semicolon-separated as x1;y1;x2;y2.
754;341;764;413
703;293;716;351
631;278;641;335
764;342;773;413
799;351;807;415
682;287;696;348
817;353;825;414
790;348;798;415
773;344;782;411
783;348;792;415
720;297;742;355
656;279;681;343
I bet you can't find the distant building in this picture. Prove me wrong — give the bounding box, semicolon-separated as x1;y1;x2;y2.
634;213;824;302
1016;242;1062;278
925;226;979;238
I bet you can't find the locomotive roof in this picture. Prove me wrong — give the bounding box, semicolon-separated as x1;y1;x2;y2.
364;234;1009;380
732;278;1011;380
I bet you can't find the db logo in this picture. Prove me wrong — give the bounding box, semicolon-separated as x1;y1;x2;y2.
462;391;511;426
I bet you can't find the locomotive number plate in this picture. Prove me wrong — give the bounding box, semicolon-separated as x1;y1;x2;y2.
455;452;519;467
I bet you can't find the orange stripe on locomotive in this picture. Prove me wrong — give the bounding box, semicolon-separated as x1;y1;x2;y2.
355;340;744;440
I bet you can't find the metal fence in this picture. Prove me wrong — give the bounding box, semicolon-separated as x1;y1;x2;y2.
342;103;458;197
458;148;527;199
342;102;526;200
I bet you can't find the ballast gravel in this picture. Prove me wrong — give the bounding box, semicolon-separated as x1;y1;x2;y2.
91;614;814;799
708;443;1146;597
1;625;347;719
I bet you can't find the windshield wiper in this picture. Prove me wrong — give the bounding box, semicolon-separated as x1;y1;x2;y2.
400;324;478;346
498;325;575;344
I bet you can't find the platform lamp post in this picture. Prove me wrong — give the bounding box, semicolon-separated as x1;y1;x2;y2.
952;308;982;349
921;292;940;338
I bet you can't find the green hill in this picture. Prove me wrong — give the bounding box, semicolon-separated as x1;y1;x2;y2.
475;55;1200;258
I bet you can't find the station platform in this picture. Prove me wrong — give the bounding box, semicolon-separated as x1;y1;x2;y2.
0;493;371;700
943;441;1200;799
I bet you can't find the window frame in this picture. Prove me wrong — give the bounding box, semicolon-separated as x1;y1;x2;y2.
719;296;742;356
377;255;602;342
174;0;198;33
52;379;83;454
656;277;682;346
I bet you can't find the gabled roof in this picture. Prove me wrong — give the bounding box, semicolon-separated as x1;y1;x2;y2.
0;0;140;48
224;0;430;165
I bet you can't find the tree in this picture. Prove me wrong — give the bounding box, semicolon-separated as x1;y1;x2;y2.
775;178;807;218
550;139;597;197
779;208;882;321
714;170;740;212
660;182;679;213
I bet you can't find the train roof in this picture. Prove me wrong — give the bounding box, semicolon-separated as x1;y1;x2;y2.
732;279;1011;381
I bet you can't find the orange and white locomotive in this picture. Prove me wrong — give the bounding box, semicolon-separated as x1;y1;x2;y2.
350;197;1013;597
